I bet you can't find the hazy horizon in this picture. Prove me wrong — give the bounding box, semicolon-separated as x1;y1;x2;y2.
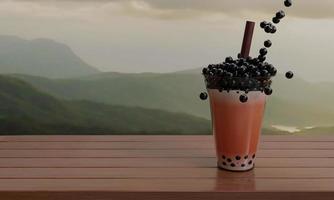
0;0;333;81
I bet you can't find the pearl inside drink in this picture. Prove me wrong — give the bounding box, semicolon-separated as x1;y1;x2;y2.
208;90;266;171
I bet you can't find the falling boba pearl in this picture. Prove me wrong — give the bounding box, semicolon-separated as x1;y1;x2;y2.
276;10;286;19
202;68;208;75
260;21;268;29
265;25;272;33
239;94;248;103
199;92;208;100
284;0;292;7
271;26;277;34
264;87;273;96
286;71;294;79
272;17;280;24
259;48;268;56
264;40;272;48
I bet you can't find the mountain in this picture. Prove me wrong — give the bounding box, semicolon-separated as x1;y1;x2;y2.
11;71;334;129
0;75;211;134
11;72;210;118
0;35;99;78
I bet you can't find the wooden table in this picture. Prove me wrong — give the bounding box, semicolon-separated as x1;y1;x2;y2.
0;135;333;200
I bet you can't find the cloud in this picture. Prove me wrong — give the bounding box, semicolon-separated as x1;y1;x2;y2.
7;0;334;20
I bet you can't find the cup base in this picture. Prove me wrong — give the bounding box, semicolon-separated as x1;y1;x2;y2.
217;158;256;172
218;164;255;172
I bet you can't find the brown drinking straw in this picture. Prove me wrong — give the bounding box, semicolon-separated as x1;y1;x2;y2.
240;21;255;58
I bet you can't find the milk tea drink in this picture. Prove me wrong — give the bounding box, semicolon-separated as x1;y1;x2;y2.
199;1;295;171
208;90;266;171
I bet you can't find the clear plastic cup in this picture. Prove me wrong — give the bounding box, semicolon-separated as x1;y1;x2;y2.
208;89;266;171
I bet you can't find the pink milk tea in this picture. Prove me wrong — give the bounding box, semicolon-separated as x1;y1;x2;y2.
208;89;266;171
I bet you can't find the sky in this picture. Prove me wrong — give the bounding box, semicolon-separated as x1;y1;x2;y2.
0;0;333;81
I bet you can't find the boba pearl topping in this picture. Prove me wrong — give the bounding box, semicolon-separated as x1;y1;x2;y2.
200;0;295;103
202;57;276;97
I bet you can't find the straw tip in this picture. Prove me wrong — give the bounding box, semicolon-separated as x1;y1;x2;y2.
246;21;256;25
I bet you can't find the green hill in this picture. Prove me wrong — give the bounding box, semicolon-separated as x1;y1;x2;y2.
11;71;334;128
0;75;211;135
0;35;99;78
12;72;210;118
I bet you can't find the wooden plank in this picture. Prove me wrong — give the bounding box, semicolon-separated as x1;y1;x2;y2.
0;178;334;192
0;141;333;150
1;192;333;200
1;135;334;142
0;149;333;158
0;149;216;158
261;142;334;149
0;158;334;168
0;168;333;179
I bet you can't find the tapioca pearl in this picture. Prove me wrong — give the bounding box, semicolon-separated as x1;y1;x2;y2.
272;17;280;24
236;156;241;160
252;154;256;159
231;163;236;167
241;164;246;167
284;0;292;7
227;158;232;163
239;94;248;103
259;48;268;56
265;25;272;33
264;40;272;48
286;71;294;79
276;10;286;19
222;155;226;160
248;160;253;165
244;155;249;159
222;162;227;166
260;21;268;29
199;92;208;100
